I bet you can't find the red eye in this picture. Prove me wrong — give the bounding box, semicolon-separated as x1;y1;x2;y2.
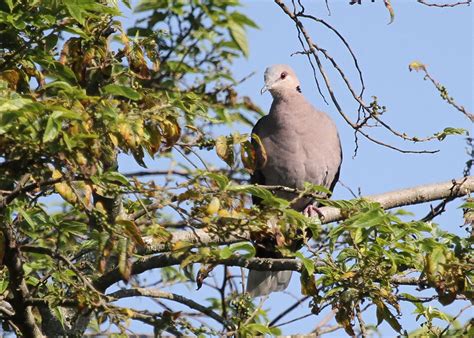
280;72;287;79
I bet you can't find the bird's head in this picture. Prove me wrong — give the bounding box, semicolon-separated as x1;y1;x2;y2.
261;64;301;97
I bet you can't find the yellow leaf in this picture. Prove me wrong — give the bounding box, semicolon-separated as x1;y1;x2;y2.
75;152;87;166
55;182;77;204
218;209;230;217
95;201;107;214
52;169;63;180
173;240;191;251
118;122;134;147
206;197;220;215
408;61;427;72
340;271;356;280
123;308;135;318
83;184;93;208
161;119;181;147
230;210;242;218
109;133;119;147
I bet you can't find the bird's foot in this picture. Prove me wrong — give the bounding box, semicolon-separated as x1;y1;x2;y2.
303;204;324;219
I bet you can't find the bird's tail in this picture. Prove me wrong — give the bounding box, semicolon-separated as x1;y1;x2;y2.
246;270;292;297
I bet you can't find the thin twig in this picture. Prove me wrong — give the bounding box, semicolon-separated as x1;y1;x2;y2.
439;304;473;336
356;304;367;337
269;296;310;326
417;0;471;8
274;0;440;154
108;287;234;330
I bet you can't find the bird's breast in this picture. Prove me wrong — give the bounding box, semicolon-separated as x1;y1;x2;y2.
260;114;339;190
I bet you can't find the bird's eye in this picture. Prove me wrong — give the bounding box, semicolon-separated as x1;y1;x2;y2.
280;72;287;79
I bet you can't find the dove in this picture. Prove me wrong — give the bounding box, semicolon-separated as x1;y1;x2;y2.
246;64;342;297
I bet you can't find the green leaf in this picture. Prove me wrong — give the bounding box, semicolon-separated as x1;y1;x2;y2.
229;242;255;258
0;279;8;294
18;208;35;228
400;293;425;311
295;252;315;275
352;227;364;244
376;302;402;332
219;247;233;259
300;268;317;296
349;208;385;228
245;323;275;335
64;0;118;24
303;182;332;196
229;12;259;29
205;172;230;190
36;60;78;84
65;1;87;24
118;237;131;281
285;208;307;224
226;184;272;200
102;171;130;186
53;307;65;329
5;0;13;12
60;221;87;237
103;84;142;100
228;21;249;57
43;116;61;143
434;127;467;141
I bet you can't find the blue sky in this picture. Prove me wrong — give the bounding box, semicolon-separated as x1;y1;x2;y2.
116;1;473;336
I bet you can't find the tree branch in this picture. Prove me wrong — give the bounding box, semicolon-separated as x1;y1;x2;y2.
141;176;474;253
95;176;473;291
95;251;429;292
417;0;472;8
274;0;440;154
107;288;234;330
1;222;43;337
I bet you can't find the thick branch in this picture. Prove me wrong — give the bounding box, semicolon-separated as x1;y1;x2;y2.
1;223;43;337
142;176;474;252
95;252;427;291
95;176;473;291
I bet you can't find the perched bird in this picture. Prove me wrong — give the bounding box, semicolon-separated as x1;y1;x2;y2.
246;64;342;297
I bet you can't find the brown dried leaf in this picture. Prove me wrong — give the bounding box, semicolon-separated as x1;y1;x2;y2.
117;219;145;247
215;135;234;167
384;0;395;24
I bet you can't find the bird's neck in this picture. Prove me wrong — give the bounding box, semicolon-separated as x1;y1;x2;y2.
270;89;302;102
270;92;306;116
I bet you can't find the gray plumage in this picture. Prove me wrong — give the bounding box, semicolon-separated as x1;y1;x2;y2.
246;64;342;297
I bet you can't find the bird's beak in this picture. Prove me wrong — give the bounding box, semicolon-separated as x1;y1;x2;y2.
260;84;268;95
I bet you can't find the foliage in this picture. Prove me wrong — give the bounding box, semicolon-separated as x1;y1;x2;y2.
0;0;472;337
